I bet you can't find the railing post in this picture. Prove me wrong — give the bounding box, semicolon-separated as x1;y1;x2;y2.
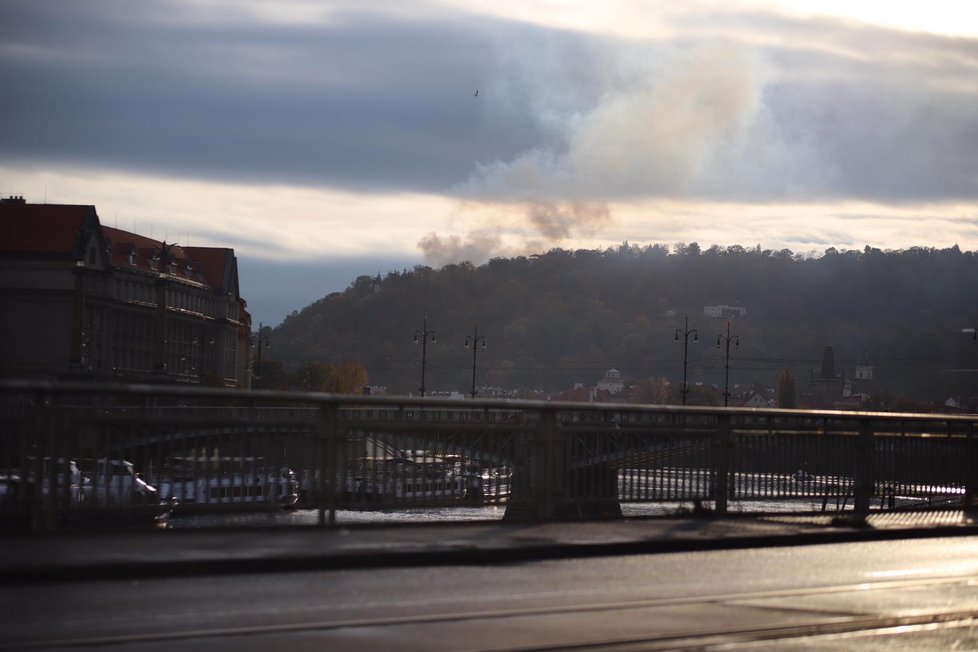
504;407;565;520
965;422;978;513
714;413;731;515
536;407;562;520
854;417;874;519
318;401;339;527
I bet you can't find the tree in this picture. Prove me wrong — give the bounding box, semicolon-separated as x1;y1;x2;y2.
324;362;369;394
257;359;290;390
777;371;797;408
293;361;331;391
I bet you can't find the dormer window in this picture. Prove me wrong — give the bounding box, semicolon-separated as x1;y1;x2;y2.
127;247;137;265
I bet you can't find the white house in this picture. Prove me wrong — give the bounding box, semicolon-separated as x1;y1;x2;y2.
703;304;747;319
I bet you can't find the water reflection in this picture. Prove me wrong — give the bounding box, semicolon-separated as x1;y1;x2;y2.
166;498;845;528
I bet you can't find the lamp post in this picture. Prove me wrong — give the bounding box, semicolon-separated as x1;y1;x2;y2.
254;322;270;388
716;320;740;407
464;324;487;399
413;317;436;397
674;313;698;406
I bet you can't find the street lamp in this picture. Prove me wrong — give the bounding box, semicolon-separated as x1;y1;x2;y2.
413;317;436;397
716;320;740;407
254;322;270;388
674;313;698;406
464;324;487;399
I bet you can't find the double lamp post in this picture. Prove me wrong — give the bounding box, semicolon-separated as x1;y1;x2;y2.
415;318;488;399
675;314;740;407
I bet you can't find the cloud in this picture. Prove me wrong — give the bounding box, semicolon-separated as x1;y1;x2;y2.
417;231;504;268
3;0;978;279
417;199;614;265
2;1;976;204
460;45;765;203
0;0;538;192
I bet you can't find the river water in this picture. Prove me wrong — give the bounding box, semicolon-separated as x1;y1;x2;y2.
166;497;849;529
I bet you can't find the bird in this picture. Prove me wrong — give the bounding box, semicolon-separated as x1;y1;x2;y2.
474;89;478;97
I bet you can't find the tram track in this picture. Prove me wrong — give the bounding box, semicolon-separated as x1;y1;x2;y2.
4;573;977;650
496;611;978;651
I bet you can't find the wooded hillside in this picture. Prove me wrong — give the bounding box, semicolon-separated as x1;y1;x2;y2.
267;244;978;406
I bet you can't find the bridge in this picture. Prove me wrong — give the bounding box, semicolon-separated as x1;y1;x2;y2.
2;380;977;530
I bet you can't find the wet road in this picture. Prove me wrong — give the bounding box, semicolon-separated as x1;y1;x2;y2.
3;536;978;650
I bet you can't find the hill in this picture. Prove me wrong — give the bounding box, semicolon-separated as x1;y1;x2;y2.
268;243;978;406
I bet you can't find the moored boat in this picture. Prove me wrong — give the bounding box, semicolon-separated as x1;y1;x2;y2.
151;456;299;513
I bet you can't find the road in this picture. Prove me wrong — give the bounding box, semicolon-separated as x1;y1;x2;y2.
3;536;978;650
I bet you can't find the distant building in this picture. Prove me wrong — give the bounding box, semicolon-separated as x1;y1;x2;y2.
550;384;615;403
0;198;251;386
741;392;769;408
810;345;844;408
596;368;624;394
703;304;747;319
842;353;875;400
427;391;466;400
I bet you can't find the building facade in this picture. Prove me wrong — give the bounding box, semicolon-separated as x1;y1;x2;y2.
0;198;251;386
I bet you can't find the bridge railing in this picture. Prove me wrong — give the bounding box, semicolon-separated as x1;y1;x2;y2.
2;380;977;530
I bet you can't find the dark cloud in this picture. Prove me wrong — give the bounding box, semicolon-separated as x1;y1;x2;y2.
1;0;976;204
0;0;558;191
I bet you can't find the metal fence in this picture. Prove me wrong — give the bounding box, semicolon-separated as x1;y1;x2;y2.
2;380;977;530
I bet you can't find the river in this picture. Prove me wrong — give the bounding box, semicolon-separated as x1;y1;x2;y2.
166;497;851;529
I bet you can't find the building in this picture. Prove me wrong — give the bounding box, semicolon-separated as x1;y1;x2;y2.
703;304;747;319
0;198;251;386
810;345;845;408
596;368;624;394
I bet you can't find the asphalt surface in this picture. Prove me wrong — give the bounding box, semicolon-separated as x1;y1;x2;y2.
2;510;976;584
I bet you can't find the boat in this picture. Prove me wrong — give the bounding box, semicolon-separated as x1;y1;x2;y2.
152;456;299;513
338;455;512;507
76;458;162;506
1;457;169;529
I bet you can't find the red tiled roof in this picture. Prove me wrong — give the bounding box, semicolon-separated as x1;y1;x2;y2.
2;202;238;293
0;203;95;255
100;225;186;262
183;246;235;293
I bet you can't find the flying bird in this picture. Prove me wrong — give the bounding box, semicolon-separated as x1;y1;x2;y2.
474;89;478;97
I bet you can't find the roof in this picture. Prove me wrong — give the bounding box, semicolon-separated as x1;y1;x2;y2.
1;201;240;295
0;203;98;255
183;246;237;294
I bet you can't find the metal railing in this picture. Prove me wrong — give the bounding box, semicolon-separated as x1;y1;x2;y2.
2;380;977;530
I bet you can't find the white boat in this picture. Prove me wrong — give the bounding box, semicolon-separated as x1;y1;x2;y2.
340;456;512;506
345;472;468;503
153;456;299;512
1;457;167;528
77;458;162;508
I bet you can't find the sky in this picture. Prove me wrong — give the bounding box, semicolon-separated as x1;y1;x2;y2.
2;0;977;326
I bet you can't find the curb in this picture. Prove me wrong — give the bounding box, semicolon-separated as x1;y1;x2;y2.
3;522;976;585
